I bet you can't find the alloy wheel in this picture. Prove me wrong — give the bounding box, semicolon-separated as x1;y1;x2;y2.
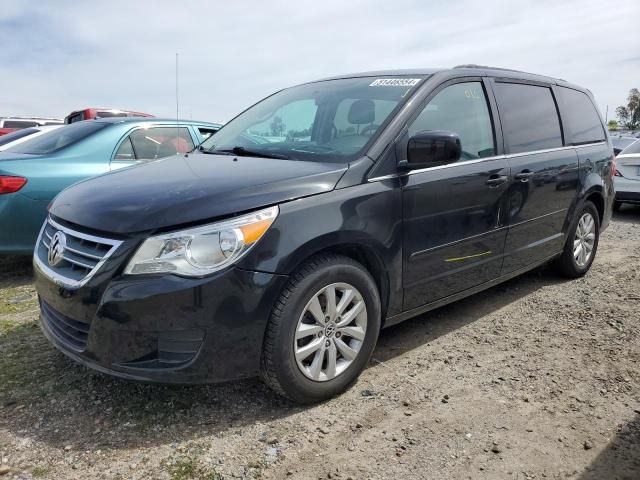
294;282;368;382
573;212;596;267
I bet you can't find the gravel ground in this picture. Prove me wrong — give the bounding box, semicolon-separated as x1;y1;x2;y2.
0;208;639;480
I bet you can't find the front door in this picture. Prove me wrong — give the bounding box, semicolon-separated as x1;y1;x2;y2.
402;80;510;311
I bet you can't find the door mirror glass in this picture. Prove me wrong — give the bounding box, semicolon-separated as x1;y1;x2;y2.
403;130;461;169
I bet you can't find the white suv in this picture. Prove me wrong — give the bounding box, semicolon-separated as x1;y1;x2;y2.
0;117;63;129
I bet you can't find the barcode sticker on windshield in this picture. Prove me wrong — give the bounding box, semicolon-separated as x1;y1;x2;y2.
369;78;421;87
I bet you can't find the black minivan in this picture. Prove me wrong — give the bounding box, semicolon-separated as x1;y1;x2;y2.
34;66;615;403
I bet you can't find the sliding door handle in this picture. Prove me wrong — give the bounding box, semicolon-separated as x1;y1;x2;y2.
486;175;509;187
514;170;534;182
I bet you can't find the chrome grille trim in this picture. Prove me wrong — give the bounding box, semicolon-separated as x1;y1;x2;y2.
33;217;123;289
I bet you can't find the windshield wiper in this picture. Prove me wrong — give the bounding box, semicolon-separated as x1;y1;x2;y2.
213;146;290;160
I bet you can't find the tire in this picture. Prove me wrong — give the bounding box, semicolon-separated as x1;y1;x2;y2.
260;254;381;403
555;201;600;278
613;201;623;212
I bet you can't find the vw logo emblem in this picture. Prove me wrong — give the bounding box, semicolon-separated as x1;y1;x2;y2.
48;231;67;267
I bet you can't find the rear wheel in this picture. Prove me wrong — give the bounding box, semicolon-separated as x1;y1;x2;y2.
260;254;381;403
555;201;600;278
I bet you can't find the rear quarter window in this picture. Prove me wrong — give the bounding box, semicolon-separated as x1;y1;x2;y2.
493;82;563;154
621;140;640;155
557;87;605;145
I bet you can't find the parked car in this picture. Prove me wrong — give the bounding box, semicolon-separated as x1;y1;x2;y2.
65;108;154;124
33;66;614;403
613;139;640;209
0;125;63;151
0;118;220;253
0;117;63;136
610;134;637;156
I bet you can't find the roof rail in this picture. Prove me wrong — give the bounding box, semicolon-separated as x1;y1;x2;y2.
453;64;566;82
453;64;531;74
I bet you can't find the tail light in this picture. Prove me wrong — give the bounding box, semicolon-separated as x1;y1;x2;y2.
0;176;28;194
611;157;619;177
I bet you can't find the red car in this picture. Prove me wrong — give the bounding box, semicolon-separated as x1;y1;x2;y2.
65;108;154;124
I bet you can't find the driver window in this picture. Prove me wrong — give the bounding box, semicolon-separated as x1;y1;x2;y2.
246;99;317;143
408;82;495;159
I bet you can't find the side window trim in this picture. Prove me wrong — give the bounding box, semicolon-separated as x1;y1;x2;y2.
395;76;499;167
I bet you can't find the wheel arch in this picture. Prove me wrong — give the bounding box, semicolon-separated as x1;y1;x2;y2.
281;235;393;324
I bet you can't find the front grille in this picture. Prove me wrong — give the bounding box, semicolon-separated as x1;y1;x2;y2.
40;299;90;351
34;217;122;288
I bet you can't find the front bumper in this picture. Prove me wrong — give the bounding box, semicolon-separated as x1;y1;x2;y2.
35;262;288;383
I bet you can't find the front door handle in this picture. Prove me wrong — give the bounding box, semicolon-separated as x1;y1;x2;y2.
514;170;534;182
486;174;509;187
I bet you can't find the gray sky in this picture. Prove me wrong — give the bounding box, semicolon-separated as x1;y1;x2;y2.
1;0;638;123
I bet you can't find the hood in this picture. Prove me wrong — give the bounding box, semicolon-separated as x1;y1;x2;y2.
50;153;348;234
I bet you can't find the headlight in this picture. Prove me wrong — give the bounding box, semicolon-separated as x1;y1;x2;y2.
124;206;278;277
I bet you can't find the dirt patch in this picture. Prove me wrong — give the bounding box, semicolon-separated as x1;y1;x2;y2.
1;208;639;479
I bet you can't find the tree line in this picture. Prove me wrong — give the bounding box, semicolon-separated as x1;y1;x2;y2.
609;88;639;131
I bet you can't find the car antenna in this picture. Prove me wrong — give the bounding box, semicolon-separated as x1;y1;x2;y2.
175;52;180;126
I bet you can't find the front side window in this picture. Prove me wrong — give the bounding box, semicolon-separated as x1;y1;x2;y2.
200;76;427;163
408;81;496;160
5;122;108;155
123;127;195;162
557;87;605;145
493;82;563;154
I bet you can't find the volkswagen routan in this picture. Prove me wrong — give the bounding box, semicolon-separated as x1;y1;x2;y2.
34;66;615;403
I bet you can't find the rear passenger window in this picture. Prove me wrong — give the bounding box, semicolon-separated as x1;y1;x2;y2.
556;87;605;145
408;82;496;160
493;83;562;154
127;127;195;161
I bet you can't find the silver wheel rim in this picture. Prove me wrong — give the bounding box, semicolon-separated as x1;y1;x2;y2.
294;282;368;382
573;212;596;268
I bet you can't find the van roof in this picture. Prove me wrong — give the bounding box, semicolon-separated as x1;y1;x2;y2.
313;65;584;91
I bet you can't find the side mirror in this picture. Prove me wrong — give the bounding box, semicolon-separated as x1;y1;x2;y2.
400;130;461;170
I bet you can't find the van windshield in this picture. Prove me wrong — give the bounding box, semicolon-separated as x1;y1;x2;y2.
5;122;108;155
200;76;427;163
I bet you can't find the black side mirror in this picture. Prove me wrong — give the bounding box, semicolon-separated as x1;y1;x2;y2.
399;130;461;170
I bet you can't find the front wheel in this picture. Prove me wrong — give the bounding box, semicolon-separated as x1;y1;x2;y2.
260;254;381;403
555;201;600;278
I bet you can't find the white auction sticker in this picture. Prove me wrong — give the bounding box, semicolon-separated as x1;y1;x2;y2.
369;78;421;87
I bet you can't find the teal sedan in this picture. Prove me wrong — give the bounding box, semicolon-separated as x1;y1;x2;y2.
0;118;220;254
